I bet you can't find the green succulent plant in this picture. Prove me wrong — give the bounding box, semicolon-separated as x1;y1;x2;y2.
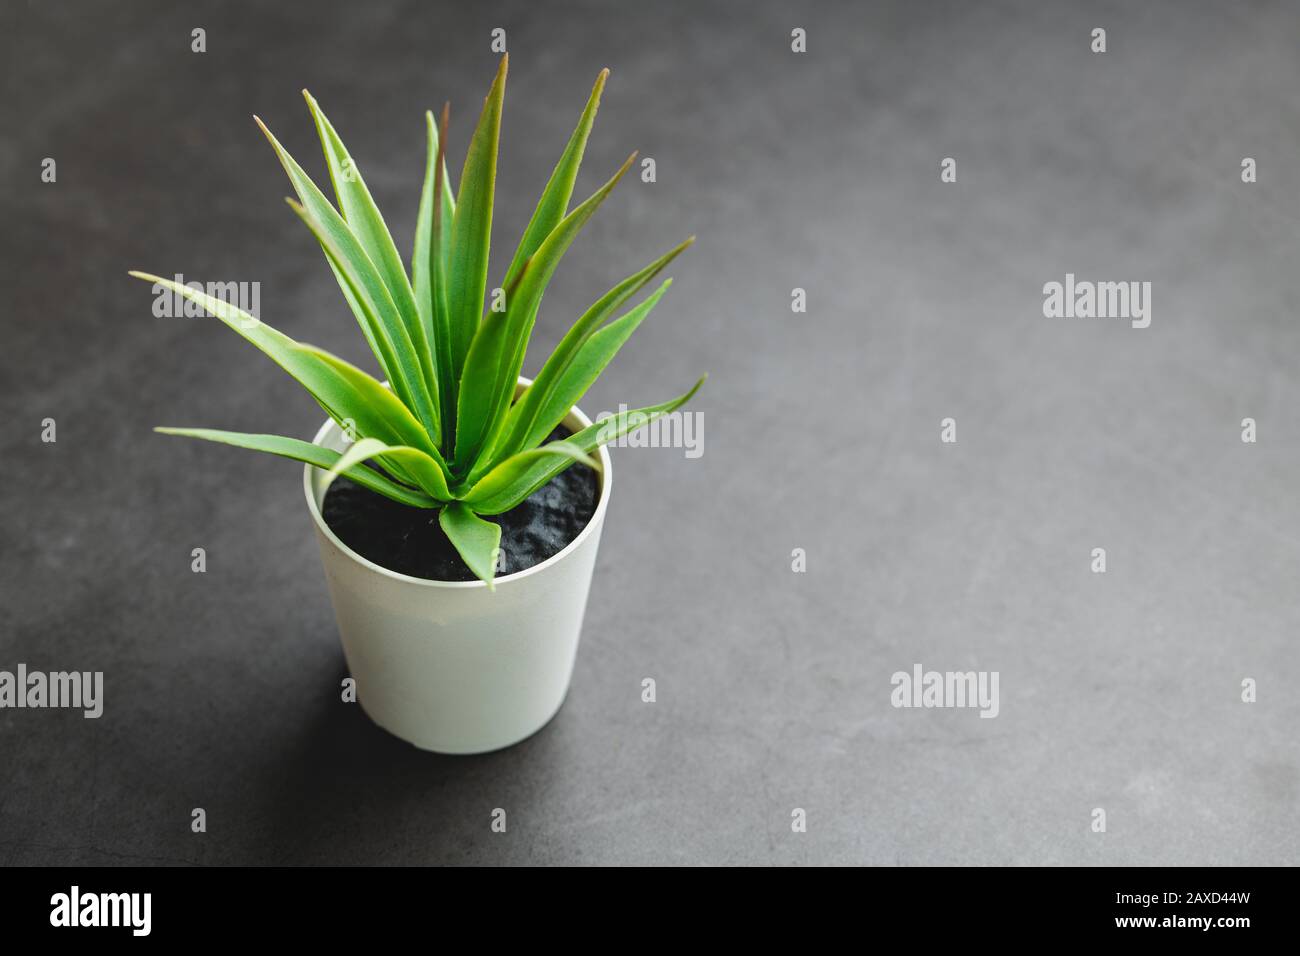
132;55;702;587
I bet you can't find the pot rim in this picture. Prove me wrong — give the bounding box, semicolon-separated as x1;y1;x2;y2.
302;375;613;590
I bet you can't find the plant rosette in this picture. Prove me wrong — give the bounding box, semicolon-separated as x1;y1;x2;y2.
136;56;703;753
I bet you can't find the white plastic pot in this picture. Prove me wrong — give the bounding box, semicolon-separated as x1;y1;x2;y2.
302;378;611;754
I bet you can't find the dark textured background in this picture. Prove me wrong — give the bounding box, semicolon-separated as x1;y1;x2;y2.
3;0;1298;865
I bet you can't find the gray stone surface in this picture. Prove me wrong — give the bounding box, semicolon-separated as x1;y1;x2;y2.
2;0;1298;865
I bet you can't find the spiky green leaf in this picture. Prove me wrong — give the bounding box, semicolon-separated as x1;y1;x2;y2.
254;116;399;381
285;199;440;442
324;437;452;500
487;239;691;473
438;501;502;588
129;274;440;466
446;55;508;382
420;105;459;449
303;91;438;408
501;68;607;291
295;343;450;474
154;428;438;508
413;109;456;328
455;152;636;472
453;439;597;501
513;281;669;458
462;377;704;515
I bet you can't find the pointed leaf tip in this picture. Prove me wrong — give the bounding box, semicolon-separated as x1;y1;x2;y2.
252;114;277;145
602;152;638;190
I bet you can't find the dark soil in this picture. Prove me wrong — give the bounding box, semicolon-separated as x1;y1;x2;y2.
321;427;599;582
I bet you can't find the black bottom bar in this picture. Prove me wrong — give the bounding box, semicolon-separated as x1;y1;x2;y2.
0;866;1280;942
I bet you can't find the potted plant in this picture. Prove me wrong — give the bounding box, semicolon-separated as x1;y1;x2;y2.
133;55;702;753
